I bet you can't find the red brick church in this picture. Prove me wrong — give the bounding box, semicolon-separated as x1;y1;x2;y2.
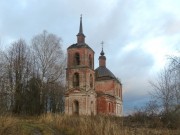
65;16;123;116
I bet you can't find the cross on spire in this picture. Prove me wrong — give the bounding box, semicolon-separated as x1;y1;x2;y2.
100;41;105;56
101;41;104;49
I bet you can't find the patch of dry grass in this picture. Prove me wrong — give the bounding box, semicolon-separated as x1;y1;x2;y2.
0;115;20;135
0;114;179;135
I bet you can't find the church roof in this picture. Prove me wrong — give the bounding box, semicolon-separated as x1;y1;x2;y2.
67;43;94;52
95;66;116;80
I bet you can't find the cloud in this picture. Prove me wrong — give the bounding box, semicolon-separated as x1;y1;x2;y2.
0;0;180;114
165;19;180;35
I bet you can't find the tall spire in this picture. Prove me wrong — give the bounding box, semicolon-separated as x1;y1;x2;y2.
79;14;83;34
77;15;85;44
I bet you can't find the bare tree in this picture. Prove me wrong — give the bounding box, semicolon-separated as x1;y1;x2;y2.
0;49;9;113
31;30;66;113
169;56;180;106
0;39;32;114
143;100;159;117
150;67;175;114
150;53;180;115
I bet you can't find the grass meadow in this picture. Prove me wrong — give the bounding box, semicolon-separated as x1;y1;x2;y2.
0;114;179;135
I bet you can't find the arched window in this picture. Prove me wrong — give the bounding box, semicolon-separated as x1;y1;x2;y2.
89;55;92;68
90;74;93;88
74;53;80;65
73;73;79;87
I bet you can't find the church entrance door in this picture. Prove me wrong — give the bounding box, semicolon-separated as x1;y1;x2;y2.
73;100;79;115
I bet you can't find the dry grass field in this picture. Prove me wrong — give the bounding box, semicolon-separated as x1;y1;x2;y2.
0;114;179;135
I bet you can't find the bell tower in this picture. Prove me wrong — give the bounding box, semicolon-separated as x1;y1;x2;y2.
65;16;96;115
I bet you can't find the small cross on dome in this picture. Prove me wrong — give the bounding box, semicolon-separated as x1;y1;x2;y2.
100;41;105;56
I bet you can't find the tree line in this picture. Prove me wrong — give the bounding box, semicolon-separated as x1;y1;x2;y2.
131;55;180;129
0;31;66;115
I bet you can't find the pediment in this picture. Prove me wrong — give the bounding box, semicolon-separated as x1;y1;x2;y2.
65;88;84;95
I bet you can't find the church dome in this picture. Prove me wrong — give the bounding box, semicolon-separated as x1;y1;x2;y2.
95;66;116;80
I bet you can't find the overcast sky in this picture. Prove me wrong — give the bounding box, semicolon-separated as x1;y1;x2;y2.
0;0;180;114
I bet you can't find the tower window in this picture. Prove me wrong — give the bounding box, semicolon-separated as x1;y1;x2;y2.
89;55;92;68
74;53;80;65
73;73;79;87
90;74;93;88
